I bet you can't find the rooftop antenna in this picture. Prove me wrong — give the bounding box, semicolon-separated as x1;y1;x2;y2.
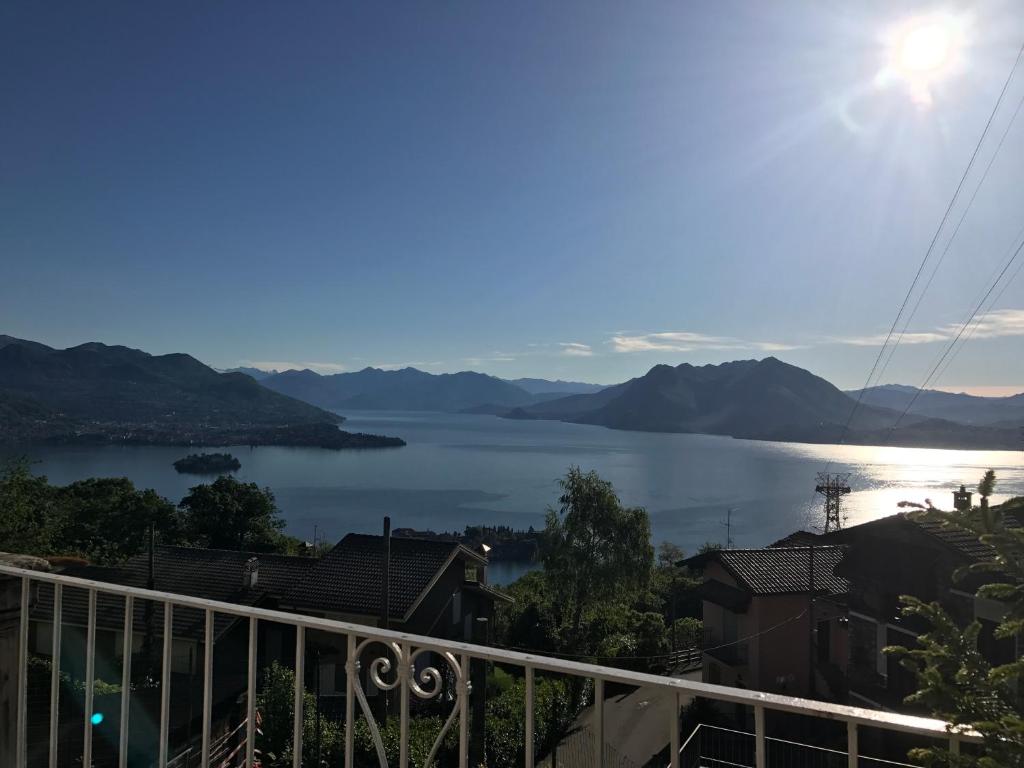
720;508;737;549
815;472;852;533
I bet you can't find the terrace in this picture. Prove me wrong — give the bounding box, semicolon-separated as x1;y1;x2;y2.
0;563;977;768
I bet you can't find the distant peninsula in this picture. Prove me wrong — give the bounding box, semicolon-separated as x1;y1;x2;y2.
174;452;241;474
0;335;406;450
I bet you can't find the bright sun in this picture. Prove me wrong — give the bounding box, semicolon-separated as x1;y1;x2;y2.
881;13;967;106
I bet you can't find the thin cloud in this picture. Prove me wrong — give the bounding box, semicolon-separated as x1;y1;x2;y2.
559;342;594;357
832;309;1024;347
609;331;800;354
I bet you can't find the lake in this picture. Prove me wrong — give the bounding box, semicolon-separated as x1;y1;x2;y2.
9;411;1023;583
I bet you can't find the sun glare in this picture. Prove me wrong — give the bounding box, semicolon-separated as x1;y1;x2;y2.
879;12;967;107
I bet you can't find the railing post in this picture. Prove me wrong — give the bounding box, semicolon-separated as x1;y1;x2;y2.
459;653;469;768
345;634;355;768
159;601;173;768
754;705;766;768
118;594;133;768
48;584;62;768
594;678;605;768
669;691;680;768
293;625;305;768
950;732;961;756
848;720;858;768
16;577;30;768
246;617;257;768
524;665;534;768
201;609;213;768
83;589;97;768
399;642;410;768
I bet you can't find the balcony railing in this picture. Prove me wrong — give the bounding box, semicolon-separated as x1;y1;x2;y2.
0;562;979;768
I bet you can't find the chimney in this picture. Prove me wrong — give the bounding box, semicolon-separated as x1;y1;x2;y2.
243;557;259;589
953;485;973;512
381;517;391;630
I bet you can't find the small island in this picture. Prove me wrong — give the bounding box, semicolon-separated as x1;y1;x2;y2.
173;452;242;474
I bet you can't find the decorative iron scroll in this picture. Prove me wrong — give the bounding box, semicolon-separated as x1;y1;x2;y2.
347;639;468;768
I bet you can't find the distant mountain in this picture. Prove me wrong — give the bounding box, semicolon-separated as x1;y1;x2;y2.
506;377;606;396
497;358;1021;450
262;366;544;412
0;336;403;449
846;384;1024;427
221;366;279;381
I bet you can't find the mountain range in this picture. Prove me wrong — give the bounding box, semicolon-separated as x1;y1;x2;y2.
490;358;1022;450
3;334;1020;451
0;336;402;448
846;384;1024;428
259;367;586;412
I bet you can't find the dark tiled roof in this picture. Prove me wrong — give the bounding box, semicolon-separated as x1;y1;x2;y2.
34;546;316;639
285;534;484;620
690;546;849;596
912;509;1024;562
769;531;822;548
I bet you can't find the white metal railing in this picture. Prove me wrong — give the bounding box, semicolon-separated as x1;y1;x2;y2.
1;563;980;768
675;724;920;768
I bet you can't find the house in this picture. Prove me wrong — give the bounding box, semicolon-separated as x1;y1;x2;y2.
826;493;1023;711
682;545;849;700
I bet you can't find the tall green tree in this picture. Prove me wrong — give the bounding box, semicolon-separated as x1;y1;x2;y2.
54;478;182;564
540;466;654;651
887;471;1024;767
0;456;54;555
180;475;288;552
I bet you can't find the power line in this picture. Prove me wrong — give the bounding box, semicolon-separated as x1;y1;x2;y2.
933;224;1024;385
875;83;1024;387
884;233;1024;440
840;36;1024;441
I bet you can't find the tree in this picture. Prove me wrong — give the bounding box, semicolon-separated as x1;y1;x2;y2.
887;471;1024;767
0;457;54;555
180;476;288;552
540;467;654;651
53;478;182;564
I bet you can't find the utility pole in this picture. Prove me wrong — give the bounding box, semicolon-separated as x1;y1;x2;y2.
720;508;737;549
807;544;816;698
815;473;851;534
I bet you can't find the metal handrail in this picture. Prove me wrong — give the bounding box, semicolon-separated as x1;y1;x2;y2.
1;562;980;768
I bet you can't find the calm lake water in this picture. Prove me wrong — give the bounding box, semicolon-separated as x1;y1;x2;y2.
9;411;1023;582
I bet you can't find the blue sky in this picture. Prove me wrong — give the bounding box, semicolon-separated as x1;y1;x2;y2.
2;1;1024;393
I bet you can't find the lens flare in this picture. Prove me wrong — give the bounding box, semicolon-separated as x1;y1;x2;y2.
878;13;968;107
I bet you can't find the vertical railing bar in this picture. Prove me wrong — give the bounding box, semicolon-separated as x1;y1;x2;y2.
524;665;535;768
399;641;410;768
670;690;680;768
293;625;305;768
159;601;173;768
16;576;30;768
754;704;766;768
246;617;258;768
345;634;356;768
83;589;97;768
201;609;214;768
459;653;469;768
48;583;63;768
847;720;858;768
118;594;134;768
594;677;605;768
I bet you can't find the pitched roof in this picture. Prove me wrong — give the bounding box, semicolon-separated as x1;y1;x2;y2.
35;546;316;639
284;533;486;620
769;531;822;548
685;546;849;596
827;505;1024;564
